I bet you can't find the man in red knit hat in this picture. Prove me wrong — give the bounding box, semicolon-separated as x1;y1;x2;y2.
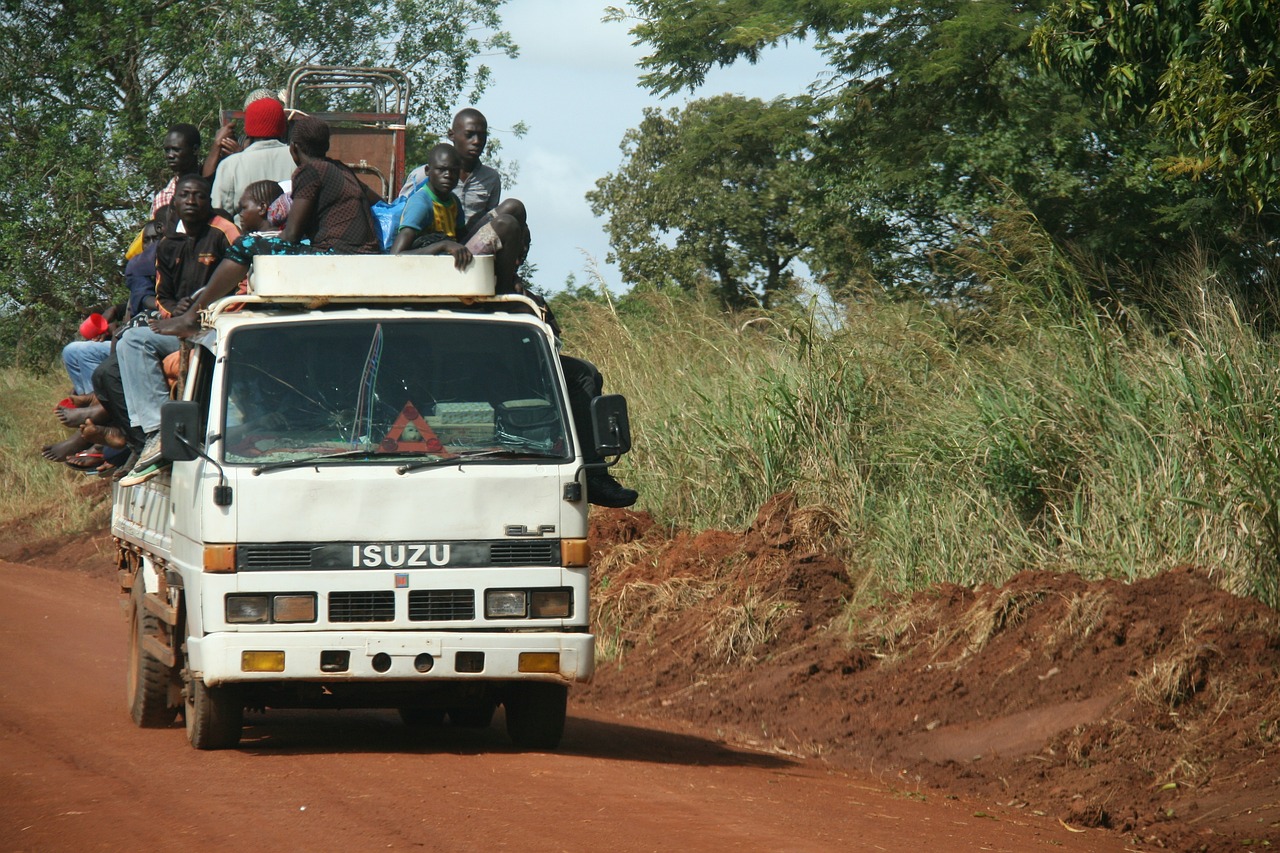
210;97;297;219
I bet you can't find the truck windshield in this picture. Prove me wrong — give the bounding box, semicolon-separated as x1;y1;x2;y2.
221;318;569;465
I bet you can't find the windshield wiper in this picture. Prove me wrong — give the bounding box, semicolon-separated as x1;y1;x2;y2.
396;448;564;475
252;449;443;475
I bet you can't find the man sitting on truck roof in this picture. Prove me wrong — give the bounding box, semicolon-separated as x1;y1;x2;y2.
399;108;502;222
112;174;241;485
389;143;525;293
149;116;381;340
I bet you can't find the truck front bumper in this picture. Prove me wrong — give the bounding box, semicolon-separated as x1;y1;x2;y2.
191;630;594;686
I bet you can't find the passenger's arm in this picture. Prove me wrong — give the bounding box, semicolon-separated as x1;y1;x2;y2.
282;194;315;243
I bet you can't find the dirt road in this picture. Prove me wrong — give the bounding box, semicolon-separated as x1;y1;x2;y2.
0;559;1126;852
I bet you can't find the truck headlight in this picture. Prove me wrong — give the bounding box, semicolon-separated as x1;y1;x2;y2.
226;593;316;624
273;594;316;623
530;589;572;619
485;590;527;618
226;594;270;623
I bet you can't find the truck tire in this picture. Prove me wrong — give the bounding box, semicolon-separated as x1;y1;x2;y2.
185;674;243;750
126;581;178;727
504;683;567;750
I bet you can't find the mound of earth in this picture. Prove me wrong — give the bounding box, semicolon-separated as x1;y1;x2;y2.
582;493;1280;851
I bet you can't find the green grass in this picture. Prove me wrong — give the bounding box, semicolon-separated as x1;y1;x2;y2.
0;367;112;540
554;225;1280;610
8;227;1280;612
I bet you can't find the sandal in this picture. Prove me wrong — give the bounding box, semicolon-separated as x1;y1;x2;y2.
64;448;104;471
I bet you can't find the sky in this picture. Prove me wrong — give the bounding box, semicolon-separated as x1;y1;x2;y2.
466;1;826;294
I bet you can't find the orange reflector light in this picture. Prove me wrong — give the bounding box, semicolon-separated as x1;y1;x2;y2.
242;650;285;672
561;538;590;567
203;544;237;573
518;652;560;673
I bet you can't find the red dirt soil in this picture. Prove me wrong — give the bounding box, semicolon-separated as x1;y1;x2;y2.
581;493;1280;852
6;487;1278;850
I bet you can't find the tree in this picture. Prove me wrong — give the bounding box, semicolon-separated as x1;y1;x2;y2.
587;95;814;306
0;0;514;366
606;1;1249;296
1035;0;1280;211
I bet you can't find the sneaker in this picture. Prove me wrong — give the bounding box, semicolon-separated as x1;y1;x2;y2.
135;431;164;469
118;461;167;487
586;470;638;508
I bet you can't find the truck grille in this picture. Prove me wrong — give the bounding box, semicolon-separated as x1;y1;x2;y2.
329;591;394;622
238;540;560;570
408;589;475;621
490;541;556;565
242;546;313;569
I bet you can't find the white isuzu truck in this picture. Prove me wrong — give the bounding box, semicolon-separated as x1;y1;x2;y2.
113;254;630;750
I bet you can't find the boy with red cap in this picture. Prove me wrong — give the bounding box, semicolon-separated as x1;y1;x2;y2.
210;97;296;217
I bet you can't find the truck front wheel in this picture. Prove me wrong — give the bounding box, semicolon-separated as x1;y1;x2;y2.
504;683;567;750
185;674;243;750
126;580;178;727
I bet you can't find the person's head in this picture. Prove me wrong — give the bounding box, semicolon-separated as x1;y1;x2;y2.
426;143;462;197
243;87;278;108
289;116;330;163
237;180;284;232
162;124;200;175
243;97;287;141
141;218;163;246
152;205;171;233
447;108;488;169
173;174;212;227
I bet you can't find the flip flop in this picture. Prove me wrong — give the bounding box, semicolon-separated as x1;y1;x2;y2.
64;448;104;471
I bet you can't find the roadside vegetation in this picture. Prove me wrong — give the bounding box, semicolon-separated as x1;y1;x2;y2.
554;216;1280;611
9;210;1280;611
0;369;111;542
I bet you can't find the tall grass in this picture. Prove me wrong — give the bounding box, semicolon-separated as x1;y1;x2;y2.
7;231;1280;611
0;367;112;540
555;219;1280;608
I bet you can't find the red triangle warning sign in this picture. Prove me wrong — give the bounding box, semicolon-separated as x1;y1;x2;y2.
380;401;447;453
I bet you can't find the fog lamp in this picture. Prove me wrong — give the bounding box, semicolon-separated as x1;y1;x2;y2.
519;652;560;673
485;590;527;618
242;650;285;672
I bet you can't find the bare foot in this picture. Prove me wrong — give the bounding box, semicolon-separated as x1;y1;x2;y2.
150;312;201;337
55;403;107;428
41;433;92;462
80;418;128;449
64;393;94;407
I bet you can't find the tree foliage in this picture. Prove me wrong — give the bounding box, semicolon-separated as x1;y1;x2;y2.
604;0;1255;297
587;95;814;307
1035;0;1280;211
0;0;514;366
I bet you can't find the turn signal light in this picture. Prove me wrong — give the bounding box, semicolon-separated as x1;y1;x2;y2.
203;544;237;573
561;539;590;567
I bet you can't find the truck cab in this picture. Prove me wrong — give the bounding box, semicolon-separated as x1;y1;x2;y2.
115;254;628;749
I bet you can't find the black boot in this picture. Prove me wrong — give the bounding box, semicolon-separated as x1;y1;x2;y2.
585;470;638;508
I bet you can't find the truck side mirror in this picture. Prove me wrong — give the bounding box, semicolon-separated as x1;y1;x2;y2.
161;401;201;462
590;394;631;458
